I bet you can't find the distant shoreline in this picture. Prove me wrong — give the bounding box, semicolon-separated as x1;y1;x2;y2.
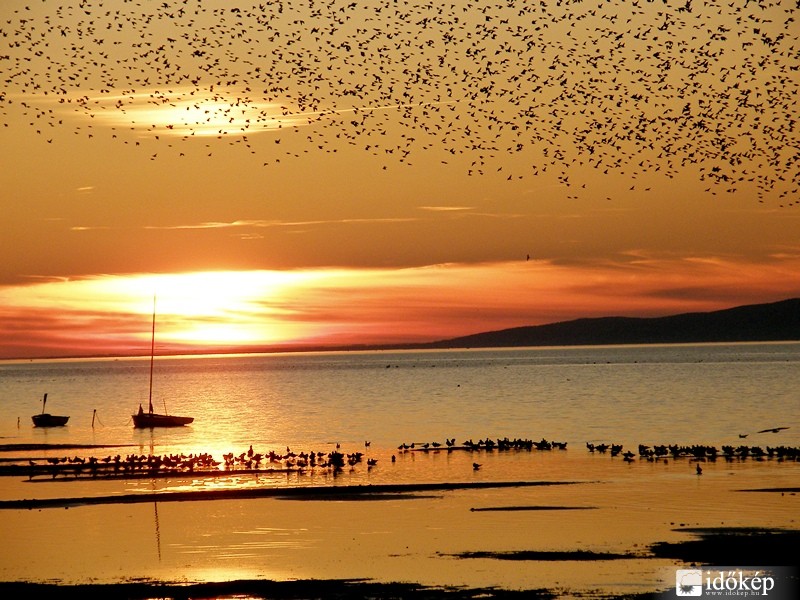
4;338;798;364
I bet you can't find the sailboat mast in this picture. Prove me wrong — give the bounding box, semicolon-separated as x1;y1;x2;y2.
148;295;156;414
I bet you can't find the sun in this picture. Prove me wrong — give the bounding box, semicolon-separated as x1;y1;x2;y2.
150;272;259;317
145;272;292;347
108;271;317;350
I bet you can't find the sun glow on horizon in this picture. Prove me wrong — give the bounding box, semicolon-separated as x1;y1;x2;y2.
0;270;324;356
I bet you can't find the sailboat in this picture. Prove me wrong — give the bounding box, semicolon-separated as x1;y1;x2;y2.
132;297;194;428
32;393;69;427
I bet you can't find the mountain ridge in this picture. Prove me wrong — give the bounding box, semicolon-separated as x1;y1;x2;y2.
415;298;800;349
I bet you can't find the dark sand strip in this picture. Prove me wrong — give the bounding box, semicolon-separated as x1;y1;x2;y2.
449;550;635;561
276;492;444;501
470;505;596;512
649;527;800;565
737;487;800;493
0;480;582;510
450;528;800;565
7;464;296;480
0;579;560;600
0;443;135;453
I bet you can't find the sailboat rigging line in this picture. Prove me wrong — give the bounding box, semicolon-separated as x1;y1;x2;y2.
149;295;156;415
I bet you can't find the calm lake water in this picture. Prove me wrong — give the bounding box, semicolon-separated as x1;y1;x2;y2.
1;343;798;595
2;343;799;456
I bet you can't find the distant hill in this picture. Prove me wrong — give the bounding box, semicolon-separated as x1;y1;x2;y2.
418;298;800;349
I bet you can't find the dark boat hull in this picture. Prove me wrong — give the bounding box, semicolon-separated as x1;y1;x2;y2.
32;414;69;427
133;412;193;428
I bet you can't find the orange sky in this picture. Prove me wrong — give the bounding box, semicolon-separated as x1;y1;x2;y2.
1;0;798;359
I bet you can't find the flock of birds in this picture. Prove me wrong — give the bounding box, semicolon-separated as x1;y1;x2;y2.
586;439;800;461
586;437;800;475
5;428;798;480
397;436;567;469
402;434;800;471
2;0;798;203
223;443;378;469
15;443;378;480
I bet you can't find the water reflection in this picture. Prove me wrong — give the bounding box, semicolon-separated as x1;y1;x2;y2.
1;345;799;595
153;501;162;563
1;446;798;595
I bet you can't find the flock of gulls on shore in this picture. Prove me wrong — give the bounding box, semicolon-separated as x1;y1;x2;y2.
2;0;798;203
4;428;797;481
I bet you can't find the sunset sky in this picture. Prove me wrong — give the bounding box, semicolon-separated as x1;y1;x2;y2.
1;0;798;359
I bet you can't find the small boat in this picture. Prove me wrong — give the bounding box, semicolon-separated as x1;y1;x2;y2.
32;393;69;427
132;296;194;429
133;406;194;428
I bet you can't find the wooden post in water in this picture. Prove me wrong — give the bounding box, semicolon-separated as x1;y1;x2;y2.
92;409;96;428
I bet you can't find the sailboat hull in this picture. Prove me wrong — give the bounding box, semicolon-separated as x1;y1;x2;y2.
33;393;69;427
32;414;69;427
133;412;193;428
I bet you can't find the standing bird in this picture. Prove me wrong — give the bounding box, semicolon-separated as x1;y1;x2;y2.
696;464;703;475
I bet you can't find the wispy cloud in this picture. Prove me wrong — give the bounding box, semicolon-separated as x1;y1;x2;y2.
417;206;474;212
142;217;420;230
68;210;533;232
70;217;421;232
